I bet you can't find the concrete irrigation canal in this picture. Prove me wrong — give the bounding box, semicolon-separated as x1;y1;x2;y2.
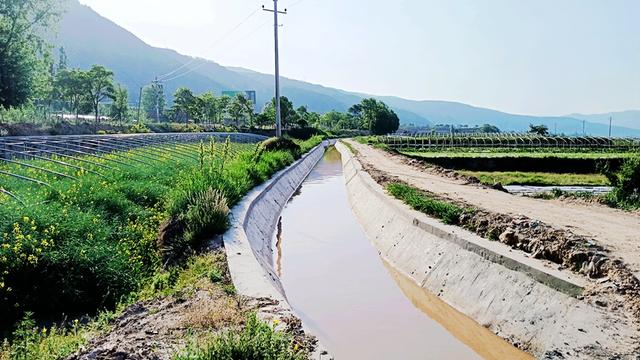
223;140;639;359
274;147;530;359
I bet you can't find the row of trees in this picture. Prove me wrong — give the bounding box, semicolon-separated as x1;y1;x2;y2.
0;0;129;124
306;98;400;135
0;0;65;109
156;89;401;135
54;64;128;123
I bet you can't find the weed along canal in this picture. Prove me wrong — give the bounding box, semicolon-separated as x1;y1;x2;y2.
274;147;531;360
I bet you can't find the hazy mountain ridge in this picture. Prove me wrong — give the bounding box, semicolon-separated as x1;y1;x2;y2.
56;1;640;137
568;111;640;131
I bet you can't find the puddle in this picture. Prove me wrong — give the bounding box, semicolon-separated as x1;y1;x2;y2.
275;147;531;359
505;185;611;195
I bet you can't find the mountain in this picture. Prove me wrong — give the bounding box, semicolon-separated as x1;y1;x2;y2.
55;1;640;137
373;97;640;136
568;111;640;131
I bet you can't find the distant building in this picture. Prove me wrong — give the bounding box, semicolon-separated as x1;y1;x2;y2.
222;90;257;112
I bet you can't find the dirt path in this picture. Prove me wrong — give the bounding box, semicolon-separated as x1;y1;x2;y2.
347;140;640;279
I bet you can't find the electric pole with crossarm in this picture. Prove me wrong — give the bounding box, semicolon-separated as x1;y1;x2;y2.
263;1;287;137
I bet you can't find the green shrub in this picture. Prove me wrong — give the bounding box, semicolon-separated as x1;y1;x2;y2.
128;122;150;133
387;183;467;224
295;135;325;154
286;127;327;140
183;188;230;244
259;137;301;154
174;313;307;360
605;156;640;208
0;313;86;360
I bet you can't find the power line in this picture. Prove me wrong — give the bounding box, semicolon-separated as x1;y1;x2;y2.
287;0;308;8
161;19;271;83
157;7;261;80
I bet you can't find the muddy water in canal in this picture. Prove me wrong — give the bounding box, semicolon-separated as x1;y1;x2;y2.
274;147;531;360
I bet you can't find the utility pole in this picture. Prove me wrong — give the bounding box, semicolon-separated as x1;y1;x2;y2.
263;1;287;137
151;77;163;122
609;116;612;138
137;86;143;122
582;120;585;136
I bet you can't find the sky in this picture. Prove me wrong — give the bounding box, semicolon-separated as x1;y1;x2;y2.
77;0;639;116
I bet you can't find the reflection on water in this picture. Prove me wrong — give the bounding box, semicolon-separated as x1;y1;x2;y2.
384;261;532;360
275;147;531;360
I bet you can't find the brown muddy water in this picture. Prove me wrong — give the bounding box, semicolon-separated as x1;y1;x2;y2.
274;147;532;360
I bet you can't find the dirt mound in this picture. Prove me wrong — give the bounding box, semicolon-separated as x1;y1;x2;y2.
67;289;244;360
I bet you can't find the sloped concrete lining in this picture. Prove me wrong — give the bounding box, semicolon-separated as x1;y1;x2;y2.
225;140;334;299
335;142;638;359
223;140;334;354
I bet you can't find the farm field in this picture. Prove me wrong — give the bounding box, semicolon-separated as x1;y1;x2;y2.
457;170;609;186
0;135;322;339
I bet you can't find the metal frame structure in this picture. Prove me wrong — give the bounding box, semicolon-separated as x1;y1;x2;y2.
379;133;640;151
0;132;268;205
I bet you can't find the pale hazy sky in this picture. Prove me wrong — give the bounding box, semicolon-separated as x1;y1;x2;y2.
77;0;639;116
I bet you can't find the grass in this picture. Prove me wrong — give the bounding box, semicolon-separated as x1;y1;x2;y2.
174;313;307;360
339;139;358;155
0;135;323;356
0;311;115;360
295;135;325;154
386;183;472;224
458;171;610;186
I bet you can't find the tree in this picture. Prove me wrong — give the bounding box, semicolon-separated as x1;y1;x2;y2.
85;65;115;122
349;98;399;135
480;124;500;133
319;111;350;130
255;112;273;128
228;94;247;127
55;69;88;121
295;106;317;128
142;83;165;121
263;96;299;129
528;124;549;136
57;46;67;73
110;85;129;125
172;87;196;123
237;94;255;127
0;0;64;108
215;95;231;124
194;92;217;124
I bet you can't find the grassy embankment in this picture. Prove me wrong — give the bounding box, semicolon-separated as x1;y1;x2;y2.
386;183;472;225
0;135;323;359
457;171;609;186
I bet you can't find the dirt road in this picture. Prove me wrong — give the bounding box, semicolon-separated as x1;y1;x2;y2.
347;140;640;278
